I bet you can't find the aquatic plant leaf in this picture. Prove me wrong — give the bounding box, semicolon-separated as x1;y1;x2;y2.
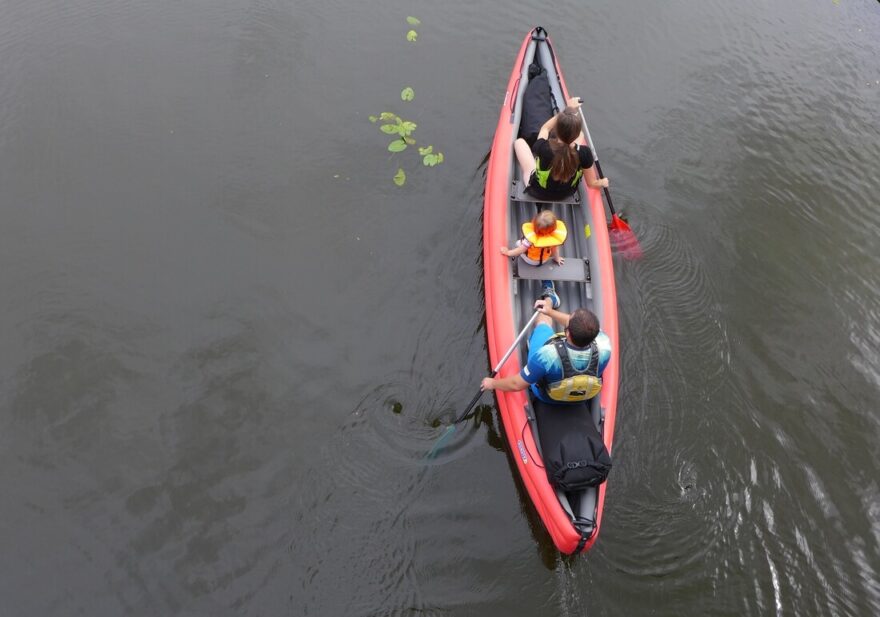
406;16;421;26
401;87;415;101
369;115;378;123
388;139;407;152
407;30;418;42
436;152;444;163
418;145;433;155
393;168;406;186
399;120;417;135
379;112;397;121
380;123;399;134
423;153;438;166
403;135;416;145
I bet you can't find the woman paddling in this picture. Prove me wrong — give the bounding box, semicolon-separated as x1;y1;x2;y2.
515;96;609;200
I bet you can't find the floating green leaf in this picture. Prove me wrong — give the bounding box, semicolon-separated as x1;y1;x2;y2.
388;139;407;152
366;23;446;185
422;151;443;166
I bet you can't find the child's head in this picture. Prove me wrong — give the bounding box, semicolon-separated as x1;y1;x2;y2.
532;210;558;236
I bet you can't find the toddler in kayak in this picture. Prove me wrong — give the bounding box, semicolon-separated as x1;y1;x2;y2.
500;209;567;267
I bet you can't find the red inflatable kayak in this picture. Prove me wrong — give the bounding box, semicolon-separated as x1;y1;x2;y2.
483;27;620;554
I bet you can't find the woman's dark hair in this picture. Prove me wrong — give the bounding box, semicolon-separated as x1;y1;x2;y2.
548;110;581;182
567;308;600;347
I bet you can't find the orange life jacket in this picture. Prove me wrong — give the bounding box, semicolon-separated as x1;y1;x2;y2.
522;220;568;264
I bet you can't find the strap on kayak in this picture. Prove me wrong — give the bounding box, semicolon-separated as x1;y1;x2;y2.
520;419;544;469
573;518;596;553
574;532;590;554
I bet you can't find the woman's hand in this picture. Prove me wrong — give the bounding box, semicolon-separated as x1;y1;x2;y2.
591;177;609;189
500;246;510;256
566;96;582;110
554;255;565;265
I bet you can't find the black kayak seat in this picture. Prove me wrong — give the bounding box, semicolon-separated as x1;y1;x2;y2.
513;257;592;288
511;180;580;205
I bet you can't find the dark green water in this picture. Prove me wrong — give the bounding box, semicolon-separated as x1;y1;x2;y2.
1;0;878;615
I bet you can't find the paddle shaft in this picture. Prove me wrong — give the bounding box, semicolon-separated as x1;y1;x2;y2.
577;107;620;218
451;309;541;424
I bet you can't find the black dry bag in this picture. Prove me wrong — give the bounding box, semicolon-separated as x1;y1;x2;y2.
519;66;554;147
544;418;612;491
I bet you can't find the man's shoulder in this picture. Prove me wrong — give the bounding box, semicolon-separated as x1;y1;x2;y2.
536;342;563;368
522;343;557;383
594;332;612;372
595;331;612;353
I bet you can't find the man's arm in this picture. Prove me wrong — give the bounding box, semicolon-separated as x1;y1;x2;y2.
480;299;570;392
529;297;572;327
481;373;529;393
542;306;570;327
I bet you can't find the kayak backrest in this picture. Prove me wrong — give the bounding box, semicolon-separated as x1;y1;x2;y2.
511;179;580;205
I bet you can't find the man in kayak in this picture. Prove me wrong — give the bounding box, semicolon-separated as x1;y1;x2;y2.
480;291;611;404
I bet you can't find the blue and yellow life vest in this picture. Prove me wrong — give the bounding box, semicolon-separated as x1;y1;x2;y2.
540;333;602;402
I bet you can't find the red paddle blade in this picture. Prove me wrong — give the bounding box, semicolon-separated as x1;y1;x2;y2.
608;214;643;260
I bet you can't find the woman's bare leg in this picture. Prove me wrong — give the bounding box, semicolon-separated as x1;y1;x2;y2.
514;138;536;182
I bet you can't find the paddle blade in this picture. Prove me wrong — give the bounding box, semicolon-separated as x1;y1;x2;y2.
426;425;457;459
608;214;643;260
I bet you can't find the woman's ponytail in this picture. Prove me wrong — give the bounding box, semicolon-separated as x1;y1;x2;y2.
548;110;582;182
549;135;578;182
